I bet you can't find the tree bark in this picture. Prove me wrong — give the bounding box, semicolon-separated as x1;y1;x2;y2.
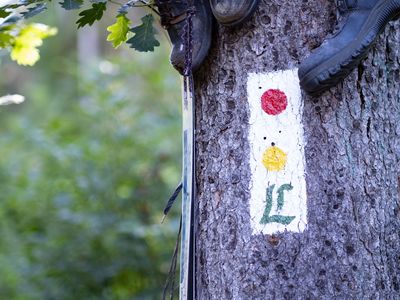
194;0;400;298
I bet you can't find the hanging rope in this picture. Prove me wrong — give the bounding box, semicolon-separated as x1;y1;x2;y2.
162;1;195;299
162;217;182;300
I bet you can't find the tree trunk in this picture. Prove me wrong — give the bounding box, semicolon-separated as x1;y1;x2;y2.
194;0;400;298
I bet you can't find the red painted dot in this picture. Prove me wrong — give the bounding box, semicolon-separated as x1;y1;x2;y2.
261;89;287;115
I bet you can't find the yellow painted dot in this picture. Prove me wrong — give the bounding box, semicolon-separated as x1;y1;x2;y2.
262;146;287;171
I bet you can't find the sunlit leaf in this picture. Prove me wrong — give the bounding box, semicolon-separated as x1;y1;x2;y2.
126;14;159;52
11;44;40;65
106;15;130;48
10;23;57;66
76;2;106;28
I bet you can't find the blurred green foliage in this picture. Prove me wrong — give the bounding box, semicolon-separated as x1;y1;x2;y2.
0;5;181;300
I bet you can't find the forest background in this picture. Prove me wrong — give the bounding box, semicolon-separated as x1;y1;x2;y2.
0;2;181;299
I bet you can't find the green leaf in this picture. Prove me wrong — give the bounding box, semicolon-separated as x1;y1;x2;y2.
0;32;14;48
76;2;106;28
21;3;47;19
0;16;21;30
106;15;130;48
118;0;139;15
59;0;83;10
0;8;11;18
126;14;159;52
19;0;44;5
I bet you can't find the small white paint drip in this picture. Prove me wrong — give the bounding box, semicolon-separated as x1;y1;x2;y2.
247;69;307;235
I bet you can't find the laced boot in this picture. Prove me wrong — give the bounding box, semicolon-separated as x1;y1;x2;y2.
209;0;260;26
298;0;400;94
155;0;213;74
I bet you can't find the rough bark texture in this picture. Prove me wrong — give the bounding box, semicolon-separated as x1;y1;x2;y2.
194;0;400;298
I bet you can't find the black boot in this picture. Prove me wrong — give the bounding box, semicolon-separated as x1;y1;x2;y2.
155;0;213;74
298;0;400;94
209;0;259;26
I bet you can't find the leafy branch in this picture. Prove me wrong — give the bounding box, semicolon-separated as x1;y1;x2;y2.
0;0;162;66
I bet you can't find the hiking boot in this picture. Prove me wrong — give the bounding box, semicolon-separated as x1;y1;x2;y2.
210;0;260;26
155;0;213;74
298;0;400;94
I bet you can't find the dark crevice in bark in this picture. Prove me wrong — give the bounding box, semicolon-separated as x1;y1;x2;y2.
357;63;365;110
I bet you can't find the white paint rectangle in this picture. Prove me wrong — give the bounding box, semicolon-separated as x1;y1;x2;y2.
247;69;307;235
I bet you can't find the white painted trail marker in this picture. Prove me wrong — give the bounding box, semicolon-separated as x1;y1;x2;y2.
247;69;307;235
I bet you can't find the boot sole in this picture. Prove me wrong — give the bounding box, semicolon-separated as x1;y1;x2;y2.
300;0;400;95
216;0;260;27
